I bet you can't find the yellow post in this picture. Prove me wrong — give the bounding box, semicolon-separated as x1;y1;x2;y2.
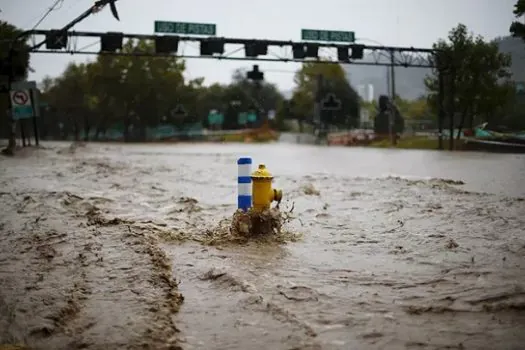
250;164;282;211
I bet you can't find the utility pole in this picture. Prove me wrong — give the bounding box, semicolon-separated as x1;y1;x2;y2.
437;70;445;150
314;74;324;138
389;49;397;146
448;65;455;151
437;54;445;150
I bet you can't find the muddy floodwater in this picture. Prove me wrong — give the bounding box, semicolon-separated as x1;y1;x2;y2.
1;141;524;350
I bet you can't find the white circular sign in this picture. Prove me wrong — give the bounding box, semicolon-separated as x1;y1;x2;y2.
11;90;31;106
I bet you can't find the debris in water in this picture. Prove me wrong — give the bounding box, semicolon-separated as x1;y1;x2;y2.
231;208;283;236
446;238;459;249
301;183;320;196
57;141;86;155
200;207;301;245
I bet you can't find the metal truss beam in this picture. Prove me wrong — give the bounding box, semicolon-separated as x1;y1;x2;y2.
26;29;437;68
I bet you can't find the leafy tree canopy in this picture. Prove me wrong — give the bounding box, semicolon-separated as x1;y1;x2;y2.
510;0;525;41
425;23;514;136
288;62;360;130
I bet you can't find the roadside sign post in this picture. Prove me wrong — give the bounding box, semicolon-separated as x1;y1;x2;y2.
319;93;342;141
154;21;217;36
10;89;32;147
171;104;187;119
207;110;224;129
9;81;41;147
10;89;33;120
31;89;40;145
321;93;342;111
238;112;247;126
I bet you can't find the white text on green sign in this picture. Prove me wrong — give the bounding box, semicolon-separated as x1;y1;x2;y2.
301;29;355;43
154;21;216;36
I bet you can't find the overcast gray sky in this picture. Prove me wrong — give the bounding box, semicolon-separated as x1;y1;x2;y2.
0;0;519;91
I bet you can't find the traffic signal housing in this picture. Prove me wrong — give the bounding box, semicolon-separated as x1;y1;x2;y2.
292;43;319;59
100;32;123;52
155;36;179;54
45;30;68;50
200;38;224;56
292;44;306;59
351;44;365;59
245;41;268;57
305;44;319;58
246;65;264;81
337;47;349;62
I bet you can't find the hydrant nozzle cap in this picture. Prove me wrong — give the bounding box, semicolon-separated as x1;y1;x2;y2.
251;163;273;179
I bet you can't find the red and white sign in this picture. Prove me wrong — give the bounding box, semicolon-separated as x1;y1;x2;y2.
10;89;31;107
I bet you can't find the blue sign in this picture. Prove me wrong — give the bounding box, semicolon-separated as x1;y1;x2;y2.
247;112;257;123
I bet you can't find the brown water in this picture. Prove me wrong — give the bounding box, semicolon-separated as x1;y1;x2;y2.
1;142;524;350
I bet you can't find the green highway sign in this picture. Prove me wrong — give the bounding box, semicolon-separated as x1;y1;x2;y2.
301;29;355;43
154;21;216;36
238;112;247;125
247;112;257;123
208;110;224;125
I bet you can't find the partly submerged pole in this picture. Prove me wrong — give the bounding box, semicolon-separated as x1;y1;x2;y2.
237;157;252;211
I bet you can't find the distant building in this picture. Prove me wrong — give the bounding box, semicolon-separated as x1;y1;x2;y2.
496;36;525;83
357;84;374;103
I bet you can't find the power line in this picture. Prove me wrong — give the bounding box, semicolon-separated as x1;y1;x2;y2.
30;0;65;30
78;40;100;51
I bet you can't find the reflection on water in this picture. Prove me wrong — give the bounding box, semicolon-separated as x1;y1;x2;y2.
1;141;524;350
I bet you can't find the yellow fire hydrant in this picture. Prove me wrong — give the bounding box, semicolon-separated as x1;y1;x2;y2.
251;164;282;211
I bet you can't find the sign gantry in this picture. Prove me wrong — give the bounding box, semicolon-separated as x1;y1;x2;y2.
24;29;437;69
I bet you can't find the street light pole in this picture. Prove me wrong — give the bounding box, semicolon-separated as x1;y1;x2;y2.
355;38;397;146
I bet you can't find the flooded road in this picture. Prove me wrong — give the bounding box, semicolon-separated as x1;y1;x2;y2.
1;142;524;350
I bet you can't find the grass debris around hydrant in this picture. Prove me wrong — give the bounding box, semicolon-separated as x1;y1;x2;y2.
200;206;301;245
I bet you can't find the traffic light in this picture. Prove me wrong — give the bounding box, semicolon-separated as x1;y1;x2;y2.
292;44;306;59
246;65;264;81
200;38;224;56
45;30;68;49
100;32;123;52
378;95;390;112
351;44;365;59
305;44;318;58
337;47;349;62
245;41;268;57
292;43;319;59
155;36;179;54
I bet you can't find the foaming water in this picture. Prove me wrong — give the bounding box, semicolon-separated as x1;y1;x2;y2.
1;141;524;350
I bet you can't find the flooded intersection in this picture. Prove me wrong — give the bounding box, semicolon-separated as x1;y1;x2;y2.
0;142;524;350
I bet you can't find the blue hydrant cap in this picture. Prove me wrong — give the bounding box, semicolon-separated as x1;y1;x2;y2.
237;157;252;165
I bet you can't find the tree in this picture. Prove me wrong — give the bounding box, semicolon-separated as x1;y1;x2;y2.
290;62;360;131
40;38;188;141
395;96;429;120
510;0;525;41
0;21;30;81
34;41;286;141
425;24;512;142
0;21;31;150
